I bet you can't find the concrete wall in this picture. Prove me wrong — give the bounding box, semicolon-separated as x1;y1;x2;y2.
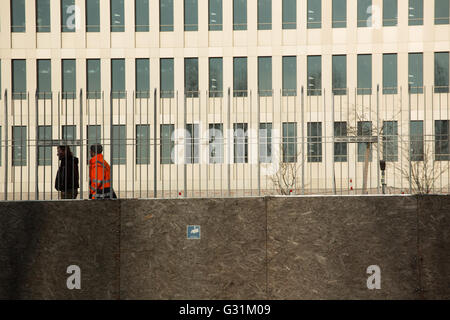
0;195;449;299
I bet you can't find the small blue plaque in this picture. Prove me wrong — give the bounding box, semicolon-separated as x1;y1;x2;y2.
187;225;201;239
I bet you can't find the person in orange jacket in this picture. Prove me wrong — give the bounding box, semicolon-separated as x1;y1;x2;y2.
89;144;117;199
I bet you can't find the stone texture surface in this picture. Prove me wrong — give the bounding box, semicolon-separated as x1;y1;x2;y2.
120;198;267;299
0;201;120;299
418;195;450;299
267;196;421;299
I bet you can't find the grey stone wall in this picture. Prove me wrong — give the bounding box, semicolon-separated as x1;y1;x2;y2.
0;196;449;299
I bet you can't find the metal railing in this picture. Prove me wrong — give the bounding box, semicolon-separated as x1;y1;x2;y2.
0;85;449;201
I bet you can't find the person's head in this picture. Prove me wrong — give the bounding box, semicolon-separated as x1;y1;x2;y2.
57;145;72;160
90;144;103;158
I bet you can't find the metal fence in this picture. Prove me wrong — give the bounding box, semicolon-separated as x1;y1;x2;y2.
0;85;449;201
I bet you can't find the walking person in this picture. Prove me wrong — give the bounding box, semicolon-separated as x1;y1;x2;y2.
55;145;80;199
89;144;117;199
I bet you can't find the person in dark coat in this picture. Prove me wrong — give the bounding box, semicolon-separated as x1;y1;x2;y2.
55;145;80;199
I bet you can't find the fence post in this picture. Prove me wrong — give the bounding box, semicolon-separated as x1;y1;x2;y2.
35;91;39;200
408;85;412;194
257;91;261;196
376;84;380;194
301;86;305;195
227;88;231;197
79;89;83;200
153;88;157;199
184;92;187;198
331;89;336;195
4;90;8;201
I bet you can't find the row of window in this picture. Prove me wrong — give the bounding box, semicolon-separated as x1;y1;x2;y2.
2;52;449;101
2;120;449;168
9;0;450;33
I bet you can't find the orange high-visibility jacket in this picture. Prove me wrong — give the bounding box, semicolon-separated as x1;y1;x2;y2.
89;154;111;198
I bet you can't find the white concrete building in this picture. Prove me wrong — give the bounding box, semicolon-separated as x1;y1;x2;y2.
0;0;449;199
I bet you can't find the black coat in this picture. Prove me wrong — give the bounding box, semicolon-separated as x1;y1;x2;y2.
55;155;80;191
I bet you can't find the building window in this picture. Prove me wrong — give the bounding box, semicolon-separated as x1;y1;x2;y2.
358;0;372;27
258;57;272;97
209;58;223;97
38;126;52;166
334;122;347;162
37;0;51;32
112;125;126;165
383;0;397;26
357;54;372;95
12;59;27;100
383;53;398;94
135;0;149;32
233;57;248;97
259;123;272;163
209;124;224;164
136;125;150;165
435;120;450;161
383;121;398;162
357;121;372;162
332;55;347;95
87;59;101;99
111;0;125;32
160;124;174;164
409;53;423;94
307;0;321;29
87;125;101;159
234;123;248;163
410;121;424;161
111;59;125;99
435;0;450;24
233;0;247;30
282;56;297;96
185;124;200;164
11;0;26;32
409;0;423;25
61;0;75;32
62;59;76;99
160;0;174;31
282;0;296;29
283;122;297;163
86;0;100;32
307;56;321;96
258;0;272;30
37;59;52;99
12;126;27;167
160;58;174;98
184;0;198;31
435;52;449;93
185;58;199;98
62;124;77;156
209;0;223;31
136;59;150;98
332;0;346;28
307;122;322;163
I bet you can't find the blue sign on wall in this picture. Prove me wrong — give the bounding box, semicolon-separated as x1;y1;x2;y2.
187;225;201;239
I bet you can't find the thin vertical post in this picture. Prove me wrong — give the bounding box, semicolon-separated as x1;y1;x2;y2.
408;85;412;194
153;88;157;198
35;91;39;200
110;91;114;199
301;86;305;195
331;89;336;195
79;89;84;199
227;88;231;197
257;91;261;196
4;90;8;200
376;84;380;194
184;93;187;198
